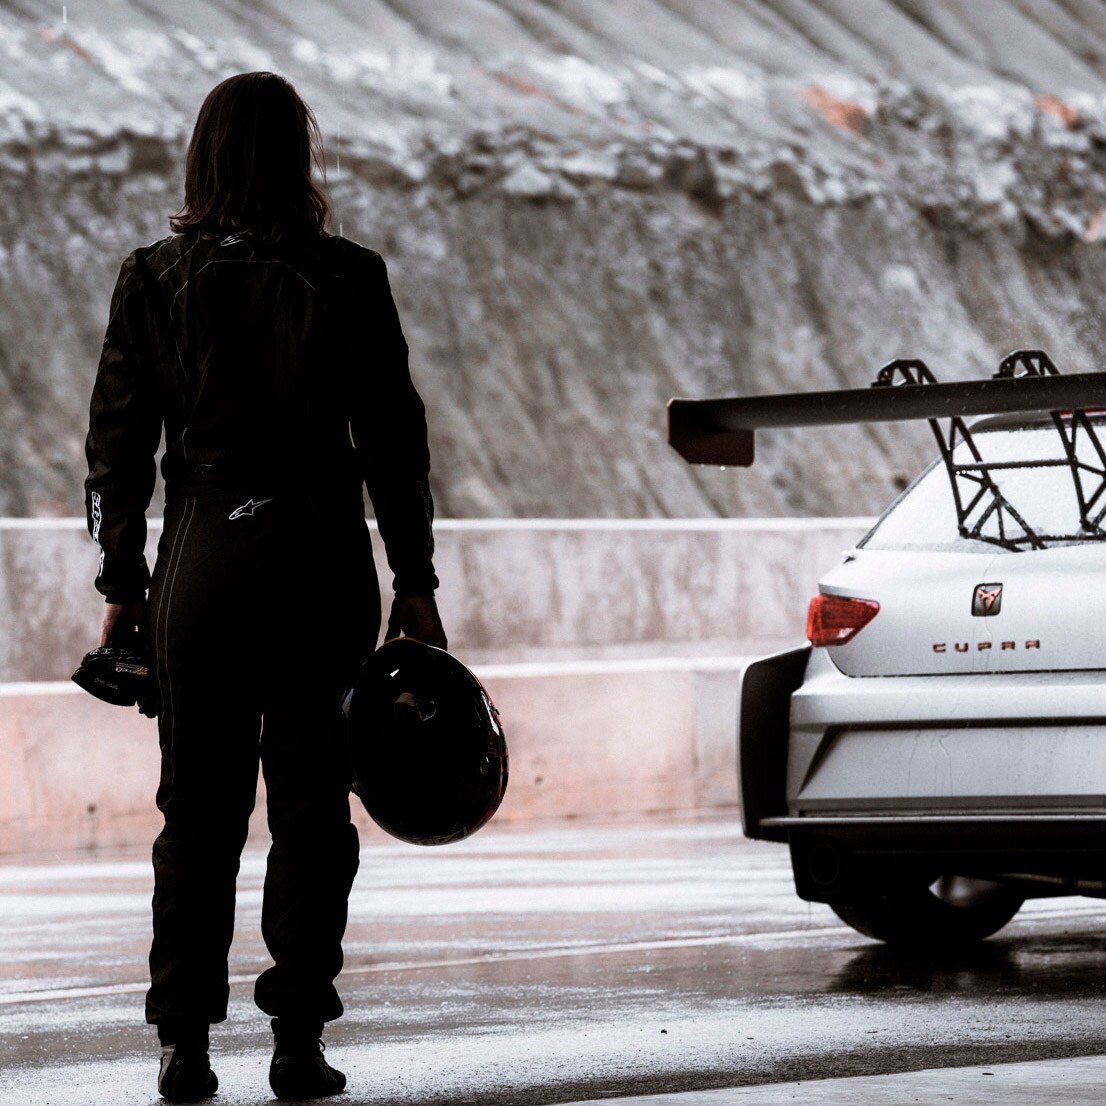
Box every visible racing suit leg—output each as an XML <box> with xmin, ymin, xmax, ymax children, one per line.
<box><xmin>251</xmin><ymin>669</ymin><xmax>363</xmax><ymax>1025</ymax></box>
<box><xmin>248</xmin><ymin>495</ymin><xmax>380</xmax><ymax>1025</ymax></box>
<box><xmin>145</xmin><ymin>495</ymin><xmax>265</xmax><ymax>1031</ymax></box>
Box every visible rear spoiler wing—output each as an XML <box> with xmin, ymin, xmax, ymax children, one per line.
<box><xmin>667</xmin><ymin>350</ymin><xmax>1106</xmax><ymax>466</ymax></box>
<box><xmin>667</xmin><ymin>350</ymin><xmax>1106</xmax><ymax>551</ymax></box>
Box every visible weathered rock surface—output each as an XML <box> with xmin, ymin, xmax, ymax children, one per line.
<box><xmin>5</xmin><ymin>0</ymin><xmax>1106</xmax><ymax>518</ymax></box>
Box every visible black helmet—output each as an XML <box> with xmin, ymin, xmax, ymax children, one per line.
<box><xmin>342</xmin><ymin>638</ymin><xmax>508</xmax><ymax>845</ymax></box>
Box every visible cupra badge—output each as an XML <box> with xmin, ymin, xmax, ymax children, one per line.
<box><xmin>972</xmin><ymin>582</ymin><xmax>1003</xmax><ymax>616</ymax></box>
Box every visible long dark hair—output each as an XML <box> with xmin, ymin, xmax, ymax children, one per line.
<box><xmin>169</xmin><ymin>72</ymin><xmax>331</xmax><ymax>243</ymax></box>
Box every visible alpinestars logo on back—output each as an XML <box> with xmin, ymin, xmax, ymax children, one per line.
<box><xmin>228</xmin><ymin>498</ymin><xmax>274</xmax><ymax>520</ymax></box>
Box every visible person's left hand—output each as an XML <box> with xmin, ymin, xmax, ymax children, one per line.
<box><xmin>99</xmin><ymin>599</ymin><xmax>148</xmax><ymax>647</ymax></box>
<box><xmin>386</xmin><ymin>594</ymin><xmax>448</xmax><ymax>649</ymax></box>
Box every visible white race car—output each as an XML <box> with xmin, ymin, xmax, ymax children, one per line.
<box><xmin>670</xmin><ymin>351</ymin><xmax>1106</xmax><ymax>946</ymax></box>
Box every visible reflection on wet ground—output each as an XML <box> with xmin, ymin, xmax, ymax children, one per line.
<box><xmin>4</xmin><ymin>814</ymin><xmax>1106</xmax><ymax>1105</ymax></box>
<box><xmin>830</xmin><ymin>934</ymin><xmax>1106</xmax><ymax>998</ymax></box>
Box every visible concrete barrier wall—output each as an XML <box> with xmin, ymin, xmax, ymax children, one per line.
<box><xmin>0</xmin><ymin>658</ymin><xmax>745</xmax><ymax>856</ymax></box>
<box><xmin>1</xmin><ymin>517</ymin><xmax>872</xmax><ymax>681</ymax></box>
<box><xmin>0</xmin><ymin>517</ymin><xmax>872</xmax><ymax>854</ymax></box>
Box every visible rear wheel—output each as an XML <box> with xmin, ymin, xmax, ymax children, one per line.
<box><xmin>831</xmin><ymin>876</ymin><xmax>1024</xmax><ymax>947</ymax></box>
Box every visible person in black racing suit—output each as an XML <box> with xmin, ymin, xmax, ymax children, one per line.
<box><xmin>83</xmin><ymin>71</ymin><xmax>447</xmax><ymax>1103</ymax></box>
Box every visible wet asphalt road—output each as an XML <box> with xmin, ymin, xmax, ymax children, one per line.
<box><xmin>3</xmin><ymin>814</ymin><xmax>1106</xmax><ymax>1105</ymax></box>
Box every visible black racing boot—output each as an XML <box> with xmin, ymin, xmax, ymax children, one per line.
<box><xmin>269</xmin><ymin>1018</ymin><xmax>346</xmax><ymax>1100</ymax></box>
<box><xmin>158</xmin><ymin>1043</ymin><xmax>218</xmax><ymax>1102</ymax></box>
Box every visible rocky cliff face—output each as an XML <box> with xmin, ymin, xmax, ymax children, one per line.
<box><xmin>5</xmin><ymin>0</ymin><xmax>1106</xmax><ymax>518</ymax></box>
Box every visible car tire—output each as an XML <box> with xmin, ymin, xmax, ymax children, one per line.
<box><xmin>830</xmin><ymin>876</ymin><xmax>1024</xmax><ymax>947</ymax></box>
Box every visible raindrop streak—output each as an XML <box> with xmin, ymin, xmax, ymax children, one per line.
<box><xmin>62</xmin><ymin>5</ymin><xmax>67</xmax><ymax>22</ymax></box>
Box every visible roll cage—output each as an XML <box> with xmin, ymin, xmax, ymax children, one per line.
<box><xmin>667</xmin><ymin>350</ymin><xmax>1106</xmax><ymax>552</ymax></box>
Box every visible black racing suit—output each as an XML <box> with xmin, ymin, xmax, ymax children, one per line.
<box><xmin>83</xmin><ymin>226</ymin><xmax>439</xmax><ymax>1037</ymax></box>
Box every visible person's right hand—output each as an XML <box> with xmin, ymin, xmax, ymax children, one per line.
<box><xmin>386</xmin><ymin>595</ymin><xmax>447</xmax><ymax>649</ymax></box>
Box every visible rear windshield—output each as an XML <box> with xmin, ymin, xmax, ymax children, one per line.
<box><xmin>861</xmin><ymin>422</ymin><xmax>1106</xmax><ymax>553</ymax></box>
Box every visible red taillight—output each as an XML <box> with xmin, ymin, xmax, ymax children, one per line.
<box><xmin>806</xmin><ymin>594</ymin><xmax>880</xmax><ymax>646</ymax></box>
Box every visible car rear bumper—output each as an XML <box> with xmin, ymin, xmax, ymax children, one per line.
<box><xmin>787</xmin><ymin>648</ymin><xmax>1106</xmax><ymax>818</ymax></box>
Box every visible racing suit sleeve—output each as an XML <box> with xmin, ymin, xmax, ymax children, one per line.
<box><xmin>349</xmin><ymin>252</ymin><xmax>440</xmax><ymax>597</ymax></box>
<box><xmin>83</xmin><ymin>251</ymin><xmax>163</xmax><ymax>604</ymax></box>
